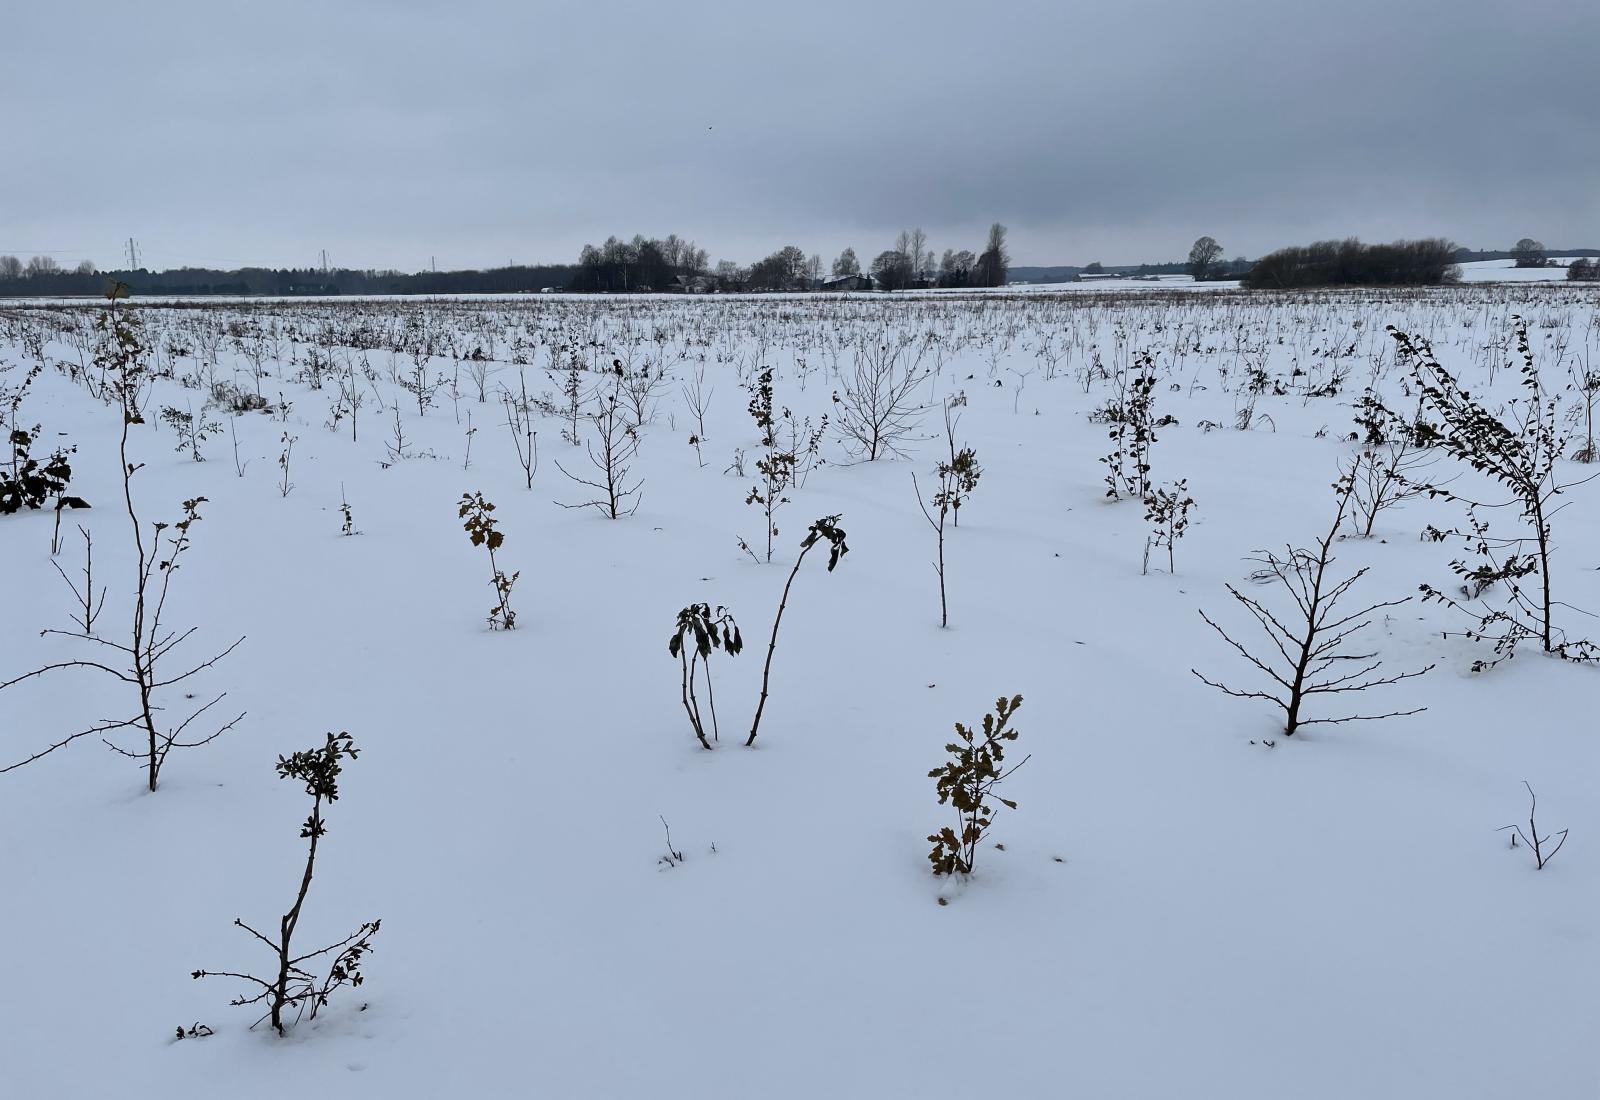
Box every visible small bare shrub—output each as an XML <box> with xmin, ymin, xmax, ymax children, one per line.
<box><xmin>1499</xmin><ymin>782</ymin><xmax>1567</xmax><ymax>870</ymax></box>
<box><xmin>1192</xmin><ymin>471</ymin><xmax>1432</xmax><ymax>737</ymax></box>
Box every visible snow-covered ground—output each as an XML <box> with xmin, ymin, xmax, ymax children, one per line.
<box><xmin>2</xmin><ymin>284</ymin><xmax>1597</xmax><ymax>1098</ymax></box>
<box><xmin>1457</xmin><ymin>257</ymin><xmax>1590</xmax><ymax>282</ymax></box>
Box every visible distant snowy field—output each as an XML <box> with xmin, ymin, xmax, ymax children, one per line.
<box><xmin>2</xmin><ymin>283</ymin><xmax>1597</xmax><ymax>1098</ymax></box>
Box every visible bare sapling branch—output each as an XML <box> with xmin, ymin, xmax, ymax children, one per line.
<box><xmin>1192</xmin><ymin>469</ymin><xmax>1433</xmax><ymax>737</ymax></box>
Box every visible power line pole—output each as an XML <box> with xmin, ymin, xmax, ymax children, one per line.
<box><xmin>125</xmin><ymin>237</ymin><xmax>140</xmax><ymax>270</ymax></box>
<box><xmin>320</xmin><ymin>248</ymin><xmax>328</xmax><ymax>274</ymax></box>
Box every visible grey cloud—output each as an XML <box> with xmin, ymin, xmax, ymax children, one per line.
<box><xmin>3</xmin><ymin>0</ymin><xmax>1595</xmax><ymax>270</ymax></box>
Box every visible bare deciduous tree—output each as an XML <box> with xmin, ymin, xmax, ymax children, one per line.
<box><xmin>975</xmin><ymin>223</ymin><xmax>1010</xmax><ymax>288</ymax></box>
<box><xmin>833</xmin><ymin>336</ymin><xmax>930</xmax><ymax>461</ymax></box>
<box><xmin>1187</xmin><ymin>236</ymin><xmax>1223</xmax><ymax>281</ymax></box>
<box><xmin>1192</xmin><ymin>471</ymin><xmax>1432</xmax><ymax>737</ymax></box>
<box><xmin>555</xmin><ymin>381</ymin><xmax>643</xmax><ymax>518</ymax></box>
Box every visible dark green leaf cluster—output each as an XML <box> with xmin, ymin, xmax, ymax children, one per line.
<box><xmin>669</xmin><ymin>603</ymin><xmax>743</xmax><ymax>749</ymax></box>
<box><xmin>0</xmin><ymin>428</ymin><xmax>83</xmax><ymax>515</ymax></box>
<box><xmin>1393</xmin><ymin>319</ymin><xmax>1594</xmax><ymax>662</ymax></box>
<box><xmin>801</xmin><ymin>514</ymin><xmax>849</xmax><ymax>572</ymax></box>
<box><xmin>277</xmin><ymin>731</ymin><xmax>359</xmax><ymax>814</ymax></box>
<box><xmin>1101</xmin><ymin>352</ymin><xmax>1160</xmax><ymax>500</ymax></box>
<box><xmin>747</xmin><ymin>366</ymin><xmax>776</xmax><ymax>439</ymax></box>
<box><xmin>668</xmin><ymin>603</ymin><xmax>743</xmax><ymax>661</ymax></box>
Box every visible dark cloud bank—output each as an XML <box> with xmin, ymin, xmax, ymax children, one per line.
<box><xmin>4</xmin><ymin>0</ymin><xmax>1595</xmax><ymax>271</ymax></box>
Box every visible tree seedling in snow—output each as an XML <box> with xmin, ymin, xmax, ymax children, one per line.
<box><xmin>339</xmin><ymin>485</ymin><xmax>356</xmax><ymax>536</ymax></box>
<box><xmin>3</xmin><ymin>309</ymin><xmax>245</xmax><ymax>792</ymax></box>
<box><xmin>50</xmin><ymin>524</ymin><xmax>106</xmax><ymax>635</ymax></box>
<box><xmin>913</xmin><ymin>444</ymin><xmax>981</xmax><ymax>629</ymax></box>
<box><xmin>1343</xmin><ymin>391</ymin><xmax>1444</xmax><ymax>538</ymax></box>
<box><xmin>744</xmin><ymin>366</ymin><xmax>797</xmax><ymax>563</ymax></box>
<box><xmin>1</xmin><ymin>423</ymin><xmax>83</xmax><ymax>518</ymax></box>
<box><xmin>1192</xmin><ymin>470</ymin><xmax>1432</xmax><ymax>738</ymax></box>
<box><xmin>746</xmin><ymin>514</ymin><xmax>849</xmax><ymax>747</ymax></box>
<box><xmin>1393</xmin><ymin>319</ymin><xmax>1597</xmax><ymax>667</ymax></box>
<box><xmin>833</xmin><ymin>336</ymin><xmax>930</xmax><ymax>461</ymax></box>
<box><xmin>1142</xmin><ymin>479</ymin><xmax>1194</xmax><ymax>575</ymax></box>
<box><xmin>938</xmin><ymin>401</ymin><xmax>982</xmax><ymax>528</ymax></box>
<box><xmin>459</xmin><ymin>491</ymin><xmax>519</xmax><ymax>630</ymax></box>
<box><xmin>554</xmin><ymin>382</ymin><xmax>643</xmax><ymax>518</ymax></box>
<box><xmin>193</xmin><ymin>732</ymin><xmax>380</xmax><ymax>1035</ymax></box>
<box><xmin>500</xmin><ymin>370</ymin><xmax>539</xmax><ymax>490</ymax></box>
<box><xmin>1499</xmin><ymin>781</ymin><xmax>1568</xmax><ymax>870</ymax></box>
<box><xmin>1100</xmin><ymin>349</ymin><xmax>1160</xmax><ymax>501</ymax></box>
<box><xmin>928</xmin><ymin>694</ymin><xmax>1028</xmax><ymax>877</ymax></box>
<box><xmin>160</xmin><ymin>402</ymin><xmax>220</xmax><ymax>462</ymax></box>
<box><xmin>657</xmin><ymin>815</ymin><xmax>686</xmax><ymax>868</ymax></box>
<box><xmin>669</xmin><ymin>603</ymin><xmax>743</xmax><ymax>750</ymax></box>
<box><xmin>277</xmin><ymin>431</ymin><xmax>297</xmax><ymax>498</ymax></box>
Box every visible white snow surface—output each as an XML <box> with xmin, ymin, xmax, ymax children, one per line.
<box><xmin>1</xmin><ymin>284</ymin><xmax>1597</xmax><ymax>1098</ymax></box>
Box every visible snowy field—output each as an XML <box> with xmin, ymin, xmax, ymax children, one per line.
<box><xmin>2</xmin><ymin>283</ymin><xmax>1598</xmax><ymax>1098</ymax></box>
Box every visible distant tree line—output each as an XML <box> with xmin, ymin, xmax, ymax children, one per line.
<box><xmin>1452</xmin><ymin>245</ymin><xmax>1599</xmax><ymax>264</ymax></box>
<box><xmin>0</xmin><ymin>255</ymin><xmax>577</xmax><ymax>298</ymax></box>
<box><xmin>569</xmin><ymin>223</ymin><xmax>1009</xmax><ymax>294</ymax></box>
<box><xmin>569</xmin><ymin>234</ymin><xmax>710</xmax><ymax>292</ymax></box>
<box><xmin>1569</xmin><ymin>258</ymin><xmax>1600</xmax><ymax>281</ymax></box>
<box><xmin>1241</xmin><ymin>238</ymin><xmax>1460</xmax><ymax>290</ymax></box>
<box><xmin>864</xmin><ymin>223</ymin><xmax>1009</xmax><ymax>291</ymax></box>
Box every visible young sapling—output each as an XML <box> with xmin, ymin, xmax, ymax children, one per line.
<box><xmin>928</xmin><ymin>694</ymin><xmax>1028</xmax><ymax>877</ymax></box>
<box><xmin>459</xmin><ymin>491</ymin><xmax>519</xmax><ymax>630</ymax></box>
<box><xmin>193</xmin><ymin>732</ymin><xmax>380</xmax><ymax>1035</ymax></box>
<box><xmin>668</xmin><ymin>603</ymin><xmax>743</xmax><ymax>750</ymax></box>
<box><xmin>746</xmin><ymin>515</ymin><xmax>849</xmax><ymax>747</ymax></box>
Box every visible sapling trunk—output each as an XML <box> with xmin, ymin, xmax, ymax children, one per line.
<box><xmin>746</xmin><ymin>516</ymin><xmax>848</xmax><ymax>747</ymax></box>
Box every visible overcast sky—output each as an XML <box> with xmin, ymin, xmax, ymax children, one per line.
<box><xmin>4</xmin><ymin>0</ymin><xmax>1596</xmax><ymax>272</ymax></box>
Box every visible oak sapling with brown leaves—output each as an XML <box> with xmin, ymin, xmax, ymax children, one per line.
<box><xmin>928</xmin><ymin>694</ymin><xmax>1028</xmax><ymax>877</ymax></box>
<box><xmin>459</xmin><ymin>491</ymin><xmax>519</xmax><ymax>630</ymax></box>
<box><xmin>668</xmin><ymin>603</ymin><xmax>743</xmax><ymax>750</ymax></box>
